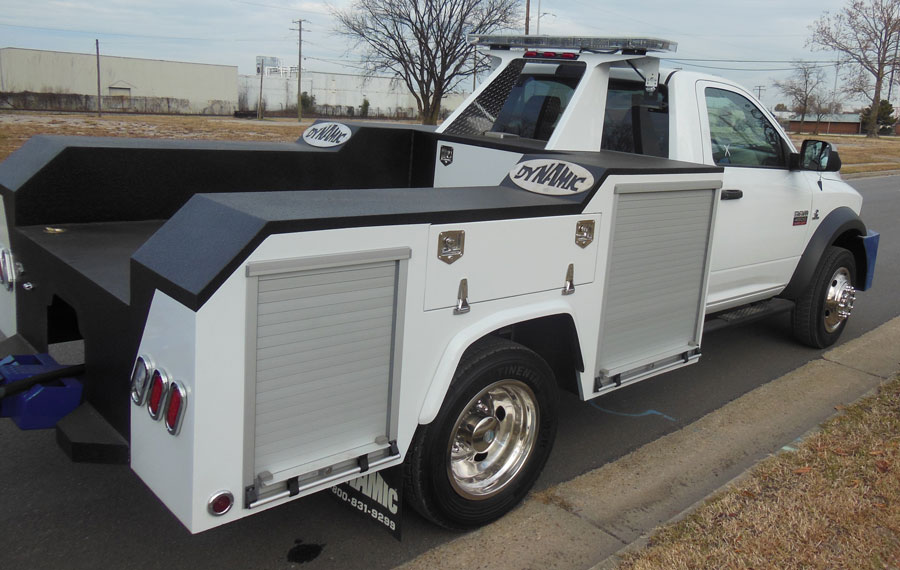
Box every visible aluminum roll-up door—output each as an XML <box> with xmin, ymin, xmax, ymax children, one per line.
<box><xmin>244</xmin><ymin>248</ymin><xmax>409</xmax><ymax>494</ymax></box>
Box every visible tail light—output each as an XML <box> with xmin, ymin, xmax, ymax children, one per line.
<box><xmin>164</xmin><ymin>381</ymin><xmax>187</xmax><ymax>435</ymax></box>
<box><xmin>135</xmin><ymin>357</ymin><xmax>188</xmax><ymax>435</ymax></box>
<box><xmin>130</xmin><ymin>356</ymin><xmax>152</xmax><ymax>405</ymax></box>
<box><xmin>522</xmin><ymin>50</ymin><xmax>578</xmax><ymax>60</ymax></box>
<box><xmin>208</xmin><ymin>491</ymin><xmax>234</xmax><ymax>516</ymax></box>
<box><xmin>147</xmin><ymin>369</ymin><xmax>169</xmax><ymax>420</ymax></box>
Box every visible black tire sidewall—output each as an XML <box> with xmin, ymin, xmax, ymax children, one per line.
<box><xmin>801</xmin><ymin>246</ymin><xmax>856</xmax><ymax>347</ymax></box>
<box><xmin>417</xmin><ymin>342</ymin><xmax>558</xmax><ymax>528</ymax></box>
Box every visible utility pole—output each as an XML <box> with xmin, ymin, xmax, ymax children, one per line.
<box><xmin>753</xmin><ymin>85</ymin><xmax>765</xmax><ymax>100</ymax></box>
<box><xmin>257</xmin><ymin>61</ymin><xmax>265</xmax><ymax>120</ymax></box>
<box><xmin>95</xmin><ymin>39</ymin><xmax>102</xmax><ymax>117</ymax></box>
<box><xmin>525</xmin><ymin>0</ymin><xmax>530</xmax><ymax>34</ymax></box>
<box><xmin>293</xmin><ymin>19</ymin><xmax>303</xmax><ymax>122</ymax></box>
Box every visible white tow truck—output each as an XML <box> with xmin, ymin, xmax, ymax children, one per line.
<box><xmin>0</xmin><ymin>36</ymin><xmax>879</xmax><ymax>533</ymax></box>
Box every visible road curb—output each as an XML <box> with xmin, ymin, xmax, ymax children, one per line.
<box><xmin>590</xmin><ymin>316</ymin><xmax>900</xmax><ymax>569</ymax></box>
<box><xmin>399</xmin><ymin>316</ymin><xmax>900</xmax><ymax>570</ymax></box>
<box><xmin>842</xmin><ymin>169</ymin><xmax>900</xmax><ymax>179</ymax></box>
<box><xmin>587</xmin><ymin>409</ymin><xmax>881</xmax><ymax>570</ymax></box>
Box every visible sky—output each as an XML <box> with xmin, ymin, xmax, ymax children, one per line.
<box><xmin>0</xmin><ymin>0</ymin><xmax>869</xmax><ymax>109</ymax></box>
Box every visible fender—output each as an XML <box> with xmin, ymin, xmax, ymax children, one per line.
<box><xmin>417</xmin><ymin>300</ymin><xmax>583</xmax><ymax>425</ymax></box>
<box><xmin>780</xmin><ymin>206</ymin><xmax>866</xmax><ymax>300</ymax></box>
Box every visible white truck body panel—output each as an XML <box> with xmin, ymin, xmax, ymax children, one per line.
<box><xmin>0</xmin><ymin>196</ymin><xmax>16</xmax><ymax>335</ymax></box>
<box><xmin>131</xmin><ymin>168</ymin><xmax>721</xmax><ymax>532</ymax></box>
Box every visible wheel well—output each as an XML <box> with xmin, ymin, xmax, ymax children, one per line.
<box><xmin>780</xmin><ymin>207</ymin><xmax>866</xmax><ymax>300</ymax></box>
<box><xmin>487</xmin><ymin>314</ymin><xmax>583</xmax><ymax>395</ymax></box>
<box><xmin>832</xmin><ymin>229</ymin><xmax>866</xmax><ymax>287</ymax></box>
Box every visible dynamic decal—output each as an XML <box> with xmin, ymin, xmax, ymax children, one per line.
<box><xmin>508</xmin><ymin>159</ymin><xmax>595</xmax><ymax>195</ymax></box>
<box><xmin>793</xmin><ymin>210</ymin><xmax>809</xmax><ymax>226</ymax></box>
<box><xmin>332</xmin><ymin>466</ymin><xmax>403</xmax><ymax>540</ymax></box>
<box><xmin>302</xmin><ymin>122</ymin><xmax>353</xmax><ymax>148</ymax></box>
<box><xmin>439</xmin><ymin>145</ymin><xmax>454</xmax><ymax>166</ymax></box>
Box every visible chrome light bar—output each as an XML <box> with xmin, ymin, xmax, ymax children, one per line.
<box><xmin>468</xmin><ymin>35</ymin><xmax>677</xmax><ymax>54</ymax></box>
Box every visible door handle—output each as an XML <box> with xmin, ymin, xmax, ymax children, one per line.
<box><xmin>721</xmin><ymin>189</ymin><xmax>743</xmax><ymax>200</ymax></box>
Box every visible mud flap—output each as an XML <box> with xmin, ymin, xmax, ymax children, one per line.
<box><xmin>330</xmin><ymin>464</ymin><xmax>404</xmax><ymax>540</ymax></box>
<box><xmin>860</xmin><ymin>230</ymin><xmax>880</xmax><ymax>290</ymax></box>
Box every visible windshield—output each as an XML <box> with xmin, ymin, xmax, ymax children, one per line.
<box><xmin>443</xmin><ymin>60</ymin><xmax>585</xmax><ymax>143</ymax></box>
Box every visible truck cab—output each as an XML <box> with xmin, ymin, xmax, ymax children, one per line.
<box><xmin>437</xmin><ymin>35</ymin><xmax>869</xmax><ymax>323</ymax></box>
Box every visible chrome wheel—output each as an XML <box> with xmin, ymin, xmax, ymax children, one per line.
<box><xmin>447</xmin><ymin>379</ymin><xmax>539</xmax><ymax>500</ymax></box>
<box><xmin>823</xmin><ymin>266</ymin><xmax>856</xmax><ymax>333</ymax></box>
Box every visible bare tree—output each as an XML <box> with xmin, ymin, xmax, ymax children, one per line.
<box><xmin>333</xmin><ymin>0</ymin><xmax>520</xmax><ymax>125</ymax></box>
<box><xmin>809</xmin><ymin>90</ymin><xmax>845</xmax><ymax>133</ymax></box>
<box><xmin>774</xmin><ymin>60</ymin><xmax>827</xmax><ymax>131</ymax></box>
<box><xmin>809</xmin><ymin>0</ymin><xmax>900</xmax><ymax>136</ymax></box>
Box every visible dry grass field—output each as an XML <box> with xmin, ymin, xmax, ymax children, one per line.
<box><xmin>620</xmin><ymin>376</ymin><xmax>900</xmax><ymax>570</ymax></box>
<box><xmin>0</xmin><ymin>112</ymin><xmax>314</xmax><ymax>163</ymax></box>
<box><xmin>3</xmin><ymin>112</ymin><xmax>900</xmax><ymax>176</ymax></box>
<box><xmin>790</xmin><ymin>134</ymin><xmax>900</xmax><ymax>175</ymax></box>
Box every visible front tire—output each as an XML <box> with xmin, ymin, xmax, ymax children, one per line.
<box><xmin>404</xmin><ymin>337</ymin><xmax>558</xmax><ymax>529</ymax></box>
<box><xmin>791</xmin><ymin>245</ymin><xmax>857</xmax><ymax>348</ymax></box>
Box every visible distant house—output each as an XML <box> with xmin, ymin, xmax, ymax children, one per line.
<box><xmin>787</xmin><ymin>113</ymin><xmax>863</xmax><ymax>135</ymax></box>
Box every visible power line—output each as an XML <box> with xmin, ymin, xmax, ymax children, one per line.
<box><xmin>0</xmin><ymin>22</ymin><xmax>284</xmax><ymax>42</ymax></box>
<box><xmin>666</xmin><ymin>61</ymin><xmax>836</xmax><ymax>72</ymax></box>
<box><xmin>232</xmin><ymin>0</ymin><xmax>305</xmax><ymax>12</ymax></box>
<box><xmin>666</xmin><ymin>58</ymin><xmax>838</xmax><ymax>64</ymax></box>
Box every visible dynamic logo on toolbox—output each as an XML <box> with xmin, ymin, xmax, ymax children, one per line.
<box><xmin>302</xmin><ymin>122</ymin><xmax>352</xmax><ymax>147</ymax></box>
<box><xmin>509</xmin><ymin>159</ymin><xmax>595</xmax><ymax>195</ymax></box>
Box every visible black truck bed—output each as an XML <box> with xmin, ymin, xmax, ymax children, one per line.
<box><xmin>18</xmin><ymin>220</ymin><xmax>165</xmax><ymax>303</ymax></box>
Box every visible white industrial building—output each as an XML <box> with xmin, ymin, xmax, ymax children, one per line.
<box><xmin>0</xmin><ymin>47</ymin><xmax>468</xmax><ymax>119</ymax></box>
<box><xmin>0</xmin><ymin>48</ymin><xmax>238</xmax><ymax>115</ymax></box>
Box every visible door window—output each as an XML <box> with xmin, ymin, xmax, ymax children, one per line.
<box><xmin>705</xmin><ymin>87</ymin><xmax>786</xmax><ymax>168</ymax></box>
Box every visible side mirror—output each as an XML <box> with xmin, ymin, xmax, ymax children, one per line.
<box><xmin>798</xmin><ymin>140</ymin><xmax>842</xmax><ymax>172</ymax></box>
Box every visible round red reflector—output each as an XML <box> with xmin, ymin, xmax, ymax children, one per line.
<box><xmin>208</xmin><ymin>491</ymin><xmax>234</xmax><ymax>516</ymax></box>
<box><xmin>524</xmin><ymin>51</ymin><xmax>538</xmax><ymax>57</ymax></box>
<box><xmin>560</xmin><ymin>52</ymin><xmax>577</xmax><ymax>59</ymax></box>
<box><xmin>147</xmin><ymin>369</ymin><xmax>168</xmax><ymax>420</ymax></box>
<box><xmin>542</xmin><ymin>51</ymin><xmax>556</xmax><ymax>58</ymax></box>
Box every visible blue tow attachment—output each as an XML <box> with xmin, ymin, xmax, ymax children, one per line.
<box><xmin>0</xmin><ymin>353</ymin><xmax>83</xmax><ymax>430</ymax></box>
<box><xmin>860</xmin><ymin>230</ymin><xmax>880</xmax><ymax>291</ymax></box>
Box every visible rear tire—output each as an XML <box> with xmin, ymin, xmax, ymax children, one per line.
<box><xmin>404</xmin><ymin>337</ymin><xmax>558</xmax><ymax>529</ymax></box>
<box><xmin>791</xmin><ymin>246</ymin><xmax>857</xmax><ymax>348</ymax></box>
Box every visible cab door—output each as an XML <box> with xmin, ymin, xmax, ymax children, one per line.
<box><xmin>696</xmin><ymin>81</ymin><xmax>813</xmax><ymax>312</ymax></box>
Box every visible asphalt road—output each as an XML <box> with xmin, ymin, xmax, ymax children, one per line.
<box><xmin>1</xmin><ymin>177</ymin><xmax>897</xmax><ymax>570</ymax></box>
